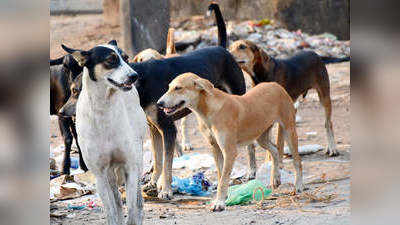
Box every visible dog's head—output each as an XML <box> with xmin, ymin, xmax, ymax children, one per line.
<box><xmin>133</xmin><ymin>49</ymin><xmax>164</xmax><ymax>63</ymax></box>
<box><xmin>61</xmin><ymin>40</ymin><xmax>136</xmax><ymax>92</ymax></box>
<box><xmin>58</xmin><ymin>74</ymin><xmax>82</xmax><ymax>117</ymax></box>
<box><xmin>229</xmin><ymin>40</ymin><xmax>271</xmax><ymax>71</ymax></box>
<box><xmin>157</xmin><ymin>73</ymin><xmax>214</xmax><ymax>115</ymax></box>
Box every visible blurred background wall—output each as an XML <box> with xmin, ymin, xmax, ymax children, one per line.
<box><xmin>50</xmin><ymin>0</ymin><xmax>349</xmax><ymax>40</ymax></box>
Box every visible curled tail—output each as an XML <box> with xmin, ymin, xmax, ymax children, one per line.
<box><xmin>166</xmin><ymin>28</ymin><xmax>176</xmax><ymax>55</ymax></box>
<box><xmin>207</xmin><ymin>2</ymin><xmax>227</xmax><ymax>48</ymax></box>
<box><xmin>50</xmin><ymin>56</ymin><xmax>64</xmax><ymax>65</ymax></box>
<box><xmin>320</xmin><ymin>56</ymin><xmax>350</xmax><ymax>64</ymax></box>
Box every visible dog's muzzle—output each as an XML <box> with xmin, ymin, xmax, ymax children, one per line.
<box><xmin>107</xmin><ymin>72</ymin><xmax>138</xmax><ymax>91</ymax></box>
<box><xmin>157</xmin><ymin>100</ymin><xmax>185</xmax><ymax>115</ymax></box>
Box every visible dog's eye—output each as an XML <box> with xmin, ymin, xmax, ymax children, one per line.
<box><xmin>174</xmin><ymin>86</ymin><xmax>182</xmax><ymax>91</ymax></box>
<box><xmin>239</xmin><ymin>44</ymin><xmax>247</xmax><ymax>50</ymax></box>
<box><xmin>107</xmin><ymin>54</ymin><xmax>118</xmax><ymax>64</ymax></box>
<box><xmin>122</xmin><ymin>54</ymin><xmax>129</xmax><ymax>62</ymax></box>
<box><xmin>71</xmin><ymin>87</ymin><xmax>78</xmax><ymax>95</ymax></box>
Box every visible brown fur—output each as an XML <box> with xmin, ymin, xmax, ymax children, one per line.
<box><xmin>230</xmin><ymin>40</ymin><xmax>338</xmax><ymax>157</ymax></box>
<box><xmin>158</xmin><ymin>73</ymin><xmax>303</xmax><ymax>211</ymax></box>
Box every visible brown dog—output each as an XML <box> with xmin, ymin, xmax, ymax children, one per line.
<box><xmin>157</xmin><ymin>73</ymin><xmax>303</xmax><ymax>211</ymax></box>
<box><xmin>230</xmin><ymin>40</ymin><xmax>338</xmax><ymax>158</ymax></box>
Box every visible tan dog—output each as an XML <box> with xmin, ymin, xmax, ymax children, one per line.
<box><xmin>157</xmin><ymin>73</ymin><xmax>303</xmax><ymax>211</ymax></box>
<box><xmin>230</xmin><ymin>40</ymin><xmax>339</xmax><ymax>161</ymax></box>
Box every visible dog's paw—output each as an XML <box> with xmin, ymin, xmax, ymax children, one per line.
<box><xmin>246</xmin><ymin>170</ymin><xmax>256</xmax><ymax>181</ymax></box>
<box><xmin>269</xmin><ymin>175</ymin><xmax>281</xmax><ymax>190</ymax></box>
<box><xmin>326</xmin><ymin>148</ymin><xmax>339</xmax><ymax>157</ymax></box>
<box><xmin>143</xmin><ymin>182</ymin><xmax>157</xmax><ymax>192</ymax></box>
<box><xmin>295</xmin><ymin>182</ymin><xmax>305</xmax><ymax>193</ymax></box>
<box><xmin>158</xmin><ymin>190</ymin><xmax>173</xmax><ymax>200</ymax></box>
<box><xmin>210</xmin><ymin>200</ymin><xmax>226</xmax><ymax>212</ymax></box>
<box><xmin>182</xmin><ymin>143</ymin><xmax>193</xmax><ymax>151</ymax></box>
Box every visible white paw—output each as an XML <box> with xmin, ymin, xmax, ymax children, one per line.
<box><xmin>210</xmin><ymin>200</ymin><xmax>226</xmax><ymax>212</ymax></box>
<box><xmin>158</xmin><ymin>189</ymin><xmax>173</xmax><ymax>200</ymax></box>
<box><xmin>326</xmin><ymin>147</ymin><xmax>339</xmax><ymax>157</ymax></box>
<box><xmin>295</xmin><ymin>183</ymin><xmax>305</xmax><ymax>193</ymax></box>
<box><xmin>182</xmin><ymin>142</ymin><xmax>193</xmax><ymax>151</ymax></box>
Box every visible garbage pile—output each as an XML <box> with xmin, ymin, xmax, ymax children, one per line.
<box><xmin>173</xmin><ymin>18</ymin><xmax>350</xmax><ymax>59</ymax></box>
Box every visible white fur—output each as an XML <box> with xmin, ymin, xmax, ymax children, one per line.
<box><xmin>76</xmin><ymin>44</ymin><xmax>148</xmax><ymax>225</ymax></box>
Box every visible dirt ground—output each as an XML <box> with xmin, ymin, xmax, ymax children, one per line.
<box><xmin>50</xmin><ymin>14</ymin><xmax>350</xmax><ymax>225</ymax></box>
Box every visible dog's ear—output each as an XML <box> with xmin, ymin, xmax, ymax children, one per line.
<box><xmin>132</xmin><ymin>54</ymin><xmax>140</xmax><ymax>63</ymax></box>
<box><xmin>194</xmin><ymin>78</ymin><xmax>214</xmax><ymax>94</ymax></box>
<box><xmin>61</xmin><ymin>44</ymin><xmax>91</xmax><ymax>67</ymax></box>
<box><xmin>108</xmin><ymin>40</ymin><xmax>118</xmax><ymax>47</ymax></box>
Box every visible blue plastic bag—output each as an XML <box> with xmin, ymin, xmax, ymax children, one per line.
<box><xmin>171</xmin><ymin>172</ymin><xmax>210</xmax><ymax>196</ymax></box>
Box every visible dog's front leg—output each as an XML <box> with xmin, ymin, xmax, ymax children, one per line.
<box><xmin>180</xmin><ymin>116</ymin><xmax>193</xmax><ymax>151</ymax></box>
<box><xmin>126</xmin><ymin>151</ymin><xmax>143</xmax><ymax>225</ymax></box>
<box><xmin>157</xmin><ymin>121</ymin><xmax>177</xmax><ymax>200</ymax></box>
<box><xmin>211</xmin><ymin>135</ymin><xmax>237</xmax><ymax>212</ymax></box>
<box><xmin>96</xmin><ymin>168</ymin><xmax>124</xmax><ymax>225</ymax></box>
<box><xmin>198</xmin><ymin>121</ymin><xmax>223</xmax><ymax>178</ymax></box>
<box><xmin>143</xmin><ymin>124</ymin><xmax>163</xmax><ymax>194</ymax></box>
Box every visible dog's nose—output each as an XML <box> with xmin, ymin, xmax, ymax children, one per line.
<box><xmin>157</xmin><ymin>100</ymin><xmax>165</xmax><ymax>108</ymax></box>
<box><xmin>127</xmin><ymin>72</ymin><xmax>138</xmax><ymax>83</ymax></box>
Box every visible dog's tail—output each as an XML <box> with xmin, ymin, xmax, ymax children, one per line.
<box><xmin>207</xmin><ymin>2</ymin><xmax>227</xmax><ymax>48</ymax></box>
<box><xmin>50</xmin><ymin>56</ymin><xmax>64</xmax><ymax>66</ymax></box>
<box><xmin>320</xmin><ymin>56</ymin><xmax>350</xmax><ymax>64</ymax></box>
<box><xmin>166</xmin><ymin>28</ymin><xmax>176</xmax><ymax>55</ymax></box>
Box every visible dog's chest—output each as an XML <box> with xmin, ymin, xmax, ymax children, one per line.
<box><xmin>76</xmin><ymin>90</ymin><xmax>147</xmax><ymax>152</ymax></box>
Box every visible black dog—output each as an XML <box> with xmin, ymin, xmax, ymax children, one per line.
<box><xmin>50</xmin><ymin>47</ymin><xmax>130</xmax><ymax>175</ymax></box>
<box><xmin>50</xmin><ymin>54</ymin><xmax>87</xmax><ymax>175</ymax></box>
<box><xmin>131</xmin><ymin>45</ymin><xmax>246</xmax><ymax>200</ymax></box>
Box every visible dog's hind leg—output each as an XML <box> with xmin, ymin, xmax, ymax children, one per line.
<box><xmin>276</xmin><ymin>124</ymin><xmax>285</xmax><ymax>168</ymax></box>
<box><xmin>246</xmin><ymin>143</ymin><xmax>257</xmax><ymax>180</ymax></box>
<box><xmin>157</xmin><ymin>119</ymin><xmax>177</xmax><ymax>200</ymax></box>
<box><xmin>256</xmin><ymin>128</ymin><xmax>281</xmax><ymax>189</ymax></box>
<box><xmin>316</xmin><ymin>68</ymin><xmax>338</xmax><ymax>156</ymax></box>
<box><xmin>126</xmin><ymin>149</ymin><xmax>143</xmax><ymax>225</ymax></box>
<box><xmin>282</xmin><ymin>125</ymin><xmax>304</xmax><ymax>193</ymax></box>
<box><xmin>58</xmin><ymin>117</ymin><xmax>73</xmax><ymax>175</ymax></box>
<box><xmin>96</xmin><ymin>167</ymin><xmax>124</xmax><ymax>225</ymax></box>
<box><xmin>70</xmin><ymin>121</ymin><xmax>88</xmax><ymax>172</ymax></box>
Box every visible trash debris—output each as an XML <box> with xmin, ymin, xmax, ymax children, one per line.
<box><xmin>171</xmin><ymin>172</ymin><xmax>211</xmax><ymax>196</ymax></box>
<box><xmin>256</xmin><ymin>162</ymin><xmax>294</xmax><ymax>185</ymax></box>
<box><xmin>305</xmin><ymin>131</ymin><xmax>318</xmax><ymax>139</ymax></box>
<box><xmin>70</xmin><ymin>157</ymin><xmax>79</xmax><ymax>169</ymax></box>
<box><xmin>172</xmin><ymin>153</ymin><xmax>214</xmax><ymax>170</ymax></box>
<box><xmin>50</xmin><ymin>173</ymin><xmax>96</xmax><ymax>202</ymax></box>
<box><xmin>284</xmin><ymin>144</ymin><xmax>323</xmax><ymax>155</ymax></box>
<box><xmin>225</xmin><ymin>179</ymin><xmax>271</xmax><ymax>206</ymax></box>
<box><xmin>249</xmin><ymin>19</ymin><xmax>272</xmax><ymax>27</ymax></box>
<box><xmin>67</xmin><ymin>204</ymin><xmax>86</xmax><ymax>210</ymax></box>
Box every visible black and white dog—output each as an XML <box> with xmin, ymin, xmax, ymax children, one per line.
<box><xmin>131</xmin><ymin>46</ymin><xmax>246</xmax><ymax>200</ymax></box>
<box><xmin>62</xmin><ymin>40</ymin><xmax>147</xmax><ymax>225</ymax></box>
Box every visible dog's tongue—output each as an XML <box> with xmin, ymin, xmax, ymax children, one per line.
<box><xmin>163</xmin><ymin>108</ymin><xmax>173</xmax><ymax>114</ymax></box>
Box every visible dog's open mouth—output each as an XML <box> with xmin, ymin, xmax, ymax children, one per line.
<box><xmin>236</xmin><ymin>60</ymin><xmax>246</xmax><ymax>64</ymax></box>
<box><xmin>107</xmin><ymin>78</ymin><xmax>132</xmax><ymax>91</ymax></box>
<box><xmin>161</xmin><ymin>101</ymin><xmax>185</xmax><ymax>115</ymax></box>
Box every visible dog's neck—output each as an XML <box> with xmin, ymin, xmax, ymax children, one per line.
<box><xmin>190</xmin><ymin>89</ymin><xmax>226</xmax><ymax>123</ymax></box>
<box><xmin>81</xmin><ymin>68</ymin><xmax>122</xmax><ymax>109</ymax></box>
<box><xmin>252</xmin><ymin>54</ymin><xmax>277</xmax><ymax>84</ymax></box>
